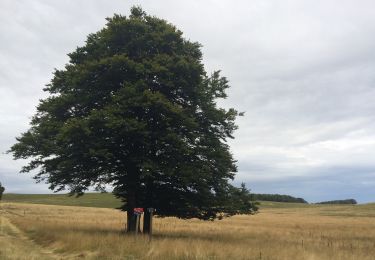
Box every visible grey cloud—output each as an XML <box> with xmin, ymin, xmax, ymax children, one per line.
<box><xmin>239</xmin><ymin>165</ymin><xmax>375</xmax><ymax>203</ymax></box>
<box><xmin>1</xmin><ymin>0</ymin><xmax>375</xmax><ymax>202</ymax></box>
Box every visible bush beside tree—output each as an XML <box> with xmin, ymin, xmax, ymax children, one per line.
<box><xmin>0</xmin><ymin>182</ymin><xmax>5</xmax><ymax>201</ymax></box>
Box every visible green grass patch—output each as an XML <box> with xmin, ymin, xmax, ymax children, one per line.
<box><xmin>257</xmin><ymin>201</ymin><xmax>312</xmax><ymax>208</ymax></box>
<box><xmin>258</xmin><ymin>201</ymin><xmax>375</xmax><ymax>217</ymax></box>
<box><xmin>2</xmin><ymin>193</ymin><xmax>122</xmax><ymax>208</ymax></box>
<box><xmin>316</xmin><ymin>203</ymin><xmax>375</xmax><ymax>217</ymax></box>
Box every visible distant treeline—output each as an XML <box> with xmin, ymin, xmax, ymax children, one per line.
<box><xmin>316</xmin><ymin>199</ymin><xmax>357</xmax><ymax>205</ymax></box>
<box><xmin>252</xmin><ymin>193</ymin><xmax>308</xmax><ymax>203</ymax></box>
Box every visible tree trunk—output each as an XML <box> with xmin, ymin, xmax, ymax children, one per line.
<box><xmin>126</xmin><ymin>189</ymin><xmax>137</xmax><ymax>233</ymax></box>
<box><xmin>143</xmin><ymin>210</ymin><xmax>151</xmax><ymax>234</ymax></box>
<box><xmin>143</xmin><ymin>177</ymin><xmax>153</xmax><ymax>234</ymax></box>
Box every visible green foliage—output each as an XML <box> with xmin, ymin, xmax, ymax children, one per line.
<box><xmin>9</xmin><ymin>7</ymin><xmax>256</xmax><ymax>220</ymax></box>
<box><xmin>252</xmin><ymin>193</ymin><xmax>308</xmax><ymax>203</ymax></box>
<box><xmin>316</xmin><ymin>199</ymin><xmax>357</xmax><ymax>205</ymax></box>
<box><xmin>0</xmin><ymin>182</ymin><xmax>4</xmax><ymax>201</ymax></box>
<box><xmin>215</xmin><ymin>183</ymin><xmax>258</xmax><ymax>219</ymax></box>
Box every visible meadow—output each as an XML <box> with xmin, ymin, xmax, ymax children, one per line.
<box><xmin>0</xmin><ymin>195</ymin><xmax>374</xmax><ymax>259</ymax></box>
<box><xmin>2</xmin><ymin>193</ymin><xmax>122</xmax><ymax>209</ymax></box>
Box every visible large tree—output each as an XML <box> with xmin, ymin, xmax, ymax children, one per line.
<box><xmin>10</xmin><ymin>7</ymin><xmax>257</xmax><ymax>232</ymax></box>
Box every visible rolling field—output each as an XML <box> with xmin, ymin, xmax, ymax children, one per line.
<box><xmin>2</xmin><ymin>193</ymin><xmax>122</xmax><ymax>209</ymax></box>
<box><xmin>0</xmin><ymin>196</ymin><xmax>374</xmax><ymax>259</ymax></box>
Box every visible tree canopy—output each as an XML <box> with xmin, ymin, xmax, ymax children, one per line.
<box><xmin>9</xmin><ymin>7</ymin><xmax>257</xmax><ymax>231</ymax></box>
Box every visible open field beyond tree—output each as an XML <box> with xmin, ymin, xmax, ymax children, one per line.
<box><xmin>1</xmin><ymin>200</ymin><xmax>374</xmax><ymax>259</ymax></box>
<box><xmin>2</xmin><ymin>193</ymin><xmax>123</xmax><ymax>209</ymax></box>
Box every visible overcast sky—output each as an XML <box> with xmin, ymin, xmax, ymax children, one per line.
<box><xmin>1</xmin><ymin>0</ymin><xmax>374</xmax><ymax>203</ymax></box>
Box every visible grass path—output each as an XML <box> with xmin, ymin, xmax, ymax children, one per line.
<box><xmin>0</xmin><ymin>206</ymin><xmax>60</xmax><ymax>260</ymax></box>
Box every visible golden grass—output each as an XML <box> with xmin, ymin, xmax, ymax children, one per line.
<box><xmin>1</xmin><ymin>202</ymin><xmax>375</xmax><ymax>259</ymax></box>
<box><xmin>0</xmin><ymin>212</ymin><xmax>56</xmax><ymax>259</ymax></box>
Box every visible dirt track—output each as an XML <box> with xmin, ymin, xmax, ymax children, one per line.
<box><xmin>0</xmin><ymin>208</ymin><xmax>57</xmax><ymax>260</ymax></box>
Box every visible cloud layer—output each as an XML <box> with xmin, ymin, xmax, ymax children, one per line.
<box><xmin>1</xmin><ymin>0</ymin><xmax>374</xmax><ymax>202</ymax></box>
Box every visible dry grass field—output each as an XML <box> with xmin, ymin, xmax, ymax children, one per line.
<box><xmin>1</xmin><ymin>202</ymin><xmax>375</xmax><ymax>259</ymax></box>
